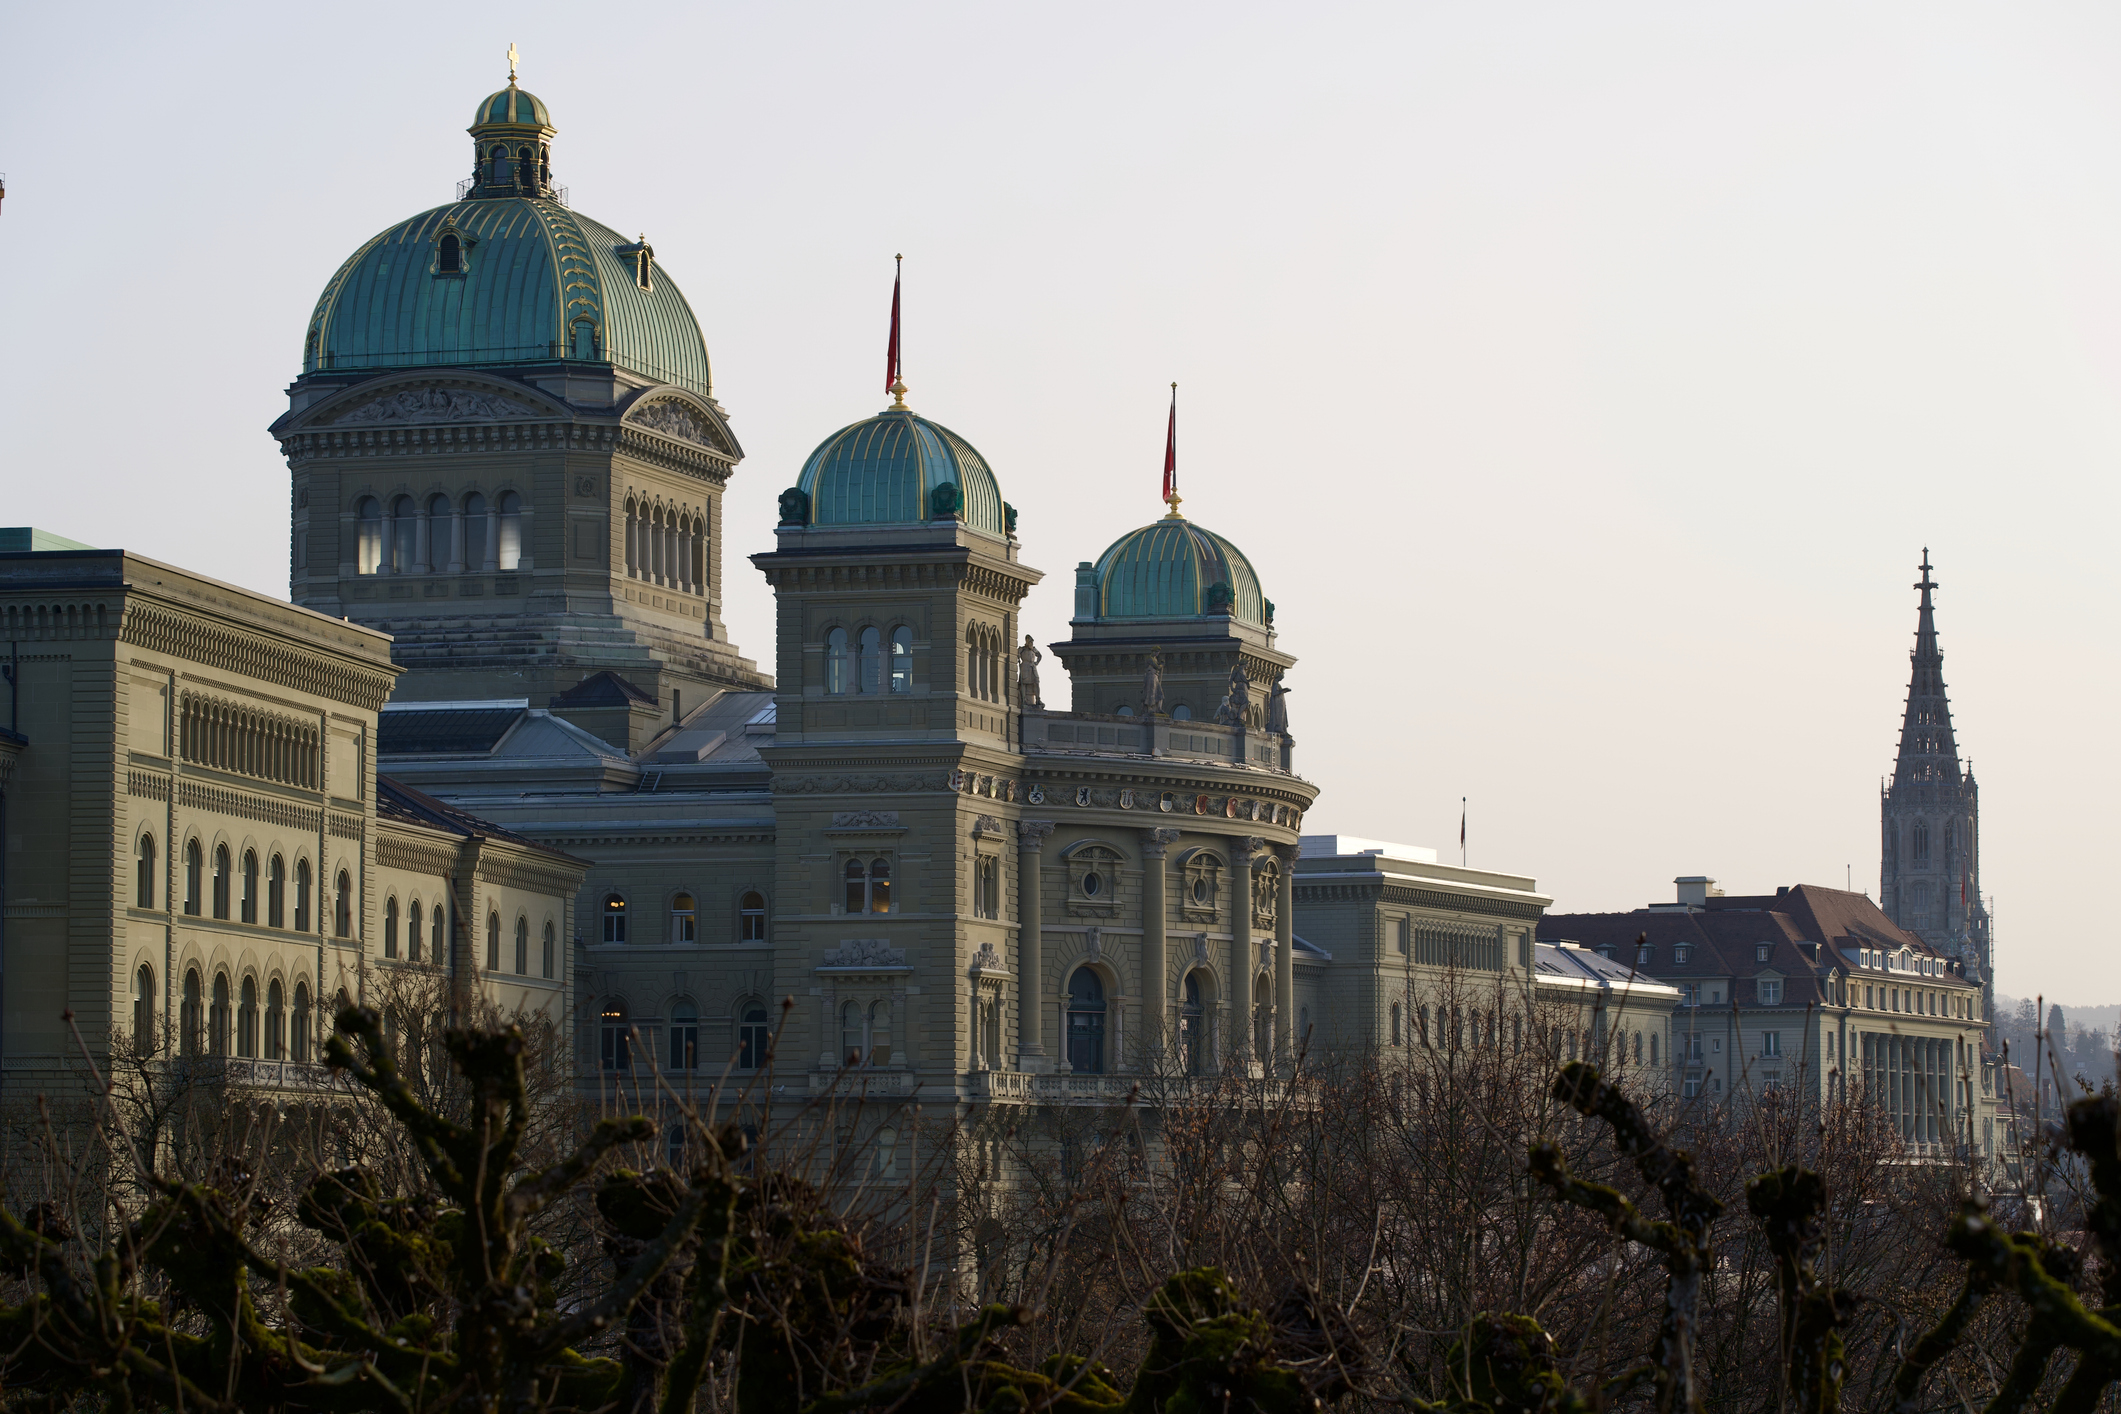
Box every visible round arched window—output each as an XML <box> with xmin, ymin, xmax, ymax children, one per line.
<box><xmin>1082</xmin><ymin>871</ymin><xmax>1103</xmax><ymax>897</ymax></box>
<box><xmin>1191</xmin><ymin>877</ymin><xmax>1209</xmax><ymax>904</ymax></box>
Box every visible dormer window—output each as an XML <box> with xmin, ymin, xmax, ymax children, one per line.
<box><xmin>635</xmin><ymin>248</ymin><xmax>653</xmax><ymax>290</ymax></box>
<box><xmin>1755</xmin><ymin>943</ymin><xmax>1771</xmax><ymax>962</ymax></box>
<box><xmin>438</xmin><ymin>233</ymin><xmax>462</xmax><ymax>273</ymax></box>
<box><xmin>1673</xmin><ymin>945</ymin><xmax>1690</xmax><ymax>964</ymax></box>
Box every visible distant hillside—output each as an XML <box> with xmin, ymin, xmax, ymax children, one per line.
<box><xmin>1998</xmin><ymin>995</ymin><xmax>2121</xmax><ymax>1036</ymax></box>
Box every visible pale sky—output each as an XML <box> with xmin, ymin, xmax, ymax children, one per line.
<box><xmin>4</xmin><ymin>3</ymin><xmax>2116</xmax><ymax>999</ymax></box>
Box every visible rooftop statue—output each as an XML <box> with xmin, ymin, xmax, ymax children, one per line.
<box><xmin>1017</xmin><ymin>635</ymin><xmax>1043</xmax><ymax>709</ymax></box>
<box><xmin>1141</xmin><ymin>647</ymin><xmax>1166</xmax><ymax>716</ymax></box>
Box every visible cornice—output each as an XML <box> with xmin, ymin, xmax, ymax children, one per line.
<box><xmin>121</xmin><ymin>599</ymin><xmax>398</xmax><ymax>712</ymax></box>
<box><xmin>1294</xmin><ymin>879</ymin><xmax>1544</xmax><ymax>921</ymax></box>
<box><xmin>753</xmin><ymin>556</ymin><xmax>1037</xmax><ymax>608</ymax></box>
<box><xmin>281</xmin><ymin>420</ymin><xmax>619</xmax><ymax>462</ymax></box>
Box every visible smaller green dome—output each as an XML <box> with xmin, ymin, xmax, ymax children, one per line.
<box><xmin>1092</xmin><ymin>518</ymin><xmax>1268</xmax><ymax>627</ymax></box>
<box><xmin>793</xmin><ymin>408</ymin><xmax>1006</xmax><ymax>537</ymax></box>
<box><xmin>472</xmin><ymin>84</ymin><xmax>551</xmax><ymax>130</ymax></box>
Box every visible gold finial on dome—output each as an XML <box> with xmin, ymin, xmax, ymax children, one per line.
<box><xmin>507</xmin><ymin>42</ymin><xmax>520</xmax><ymax>83</ymax></box>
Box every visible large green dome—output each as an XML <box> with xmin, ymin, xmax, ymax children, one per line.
<box><xmin>793</xmin><ymin>408</ymin><xmax>1006</xmax><ymax>537</ymax></box>
<box><xmin>299</xmin><ymin>82</ymin><xmax>712</xmax><ymax>394</ymax></box>
<box><xmin>1091</xmin><ymin>517</ymin><xmax>1269</xmax><ymax>627</ymax></box>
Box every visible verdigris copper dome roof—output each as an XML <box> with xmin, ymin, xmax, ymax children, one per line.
<box><xmin>793</xmin><ymin>408</ymin><xmax>1006</xmax><ymax>537</ymax></box>
<box><xmin>298</xmin><ymin>81</ymin><xmax>712</xmax><ymax>394</ymax></box>
<box><xmin>1092</xmin><ymin>517</ymin><xmax>1268</xmax><ymax>627</ymax></box>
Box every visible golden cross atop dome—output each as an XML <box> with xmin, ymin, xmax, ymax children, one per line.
<box><xmin>507</xmin><ymin>42</ymin><xmax>520</xmax><ymax>82</ymax></box>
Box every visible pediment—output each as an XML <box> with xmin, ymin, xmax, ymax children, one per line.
<box><xmin>281</xmin><ymin>373</ymin><xmax>570</xmax><ymax>435</ymax></box>
<box><xmin>622</xmin><ymin>388</ymin><xmax>740</xmax><ymax>458</ymax></box>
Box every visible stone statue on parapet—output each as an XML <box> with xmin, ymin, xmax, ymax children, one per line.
<box><xmin>1265</xmin><ymin>678</ymin><xmax>1290</xmax><ymax>735</ymax></box>
<box><xmin>1141</xmin><ymin>647</ymin><xmax>1166</xmax><ymax>716</ymax></box>
<box><xmin>1017</xmin><ymin>635</ymin><xmax>1043</xmax><ymax>708</ymax></box>
<box><xmin>1215</xmin><ymin>662</ymin><xmax>1251</xmax><ymax>726</ymax></box>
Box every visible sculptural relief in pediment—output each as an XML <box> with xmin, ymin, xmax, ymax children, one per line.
<box><xmin>626</xmin><ymin>397</ymin><xmax>725</xmax><ymax>451</ymax></box>
<box><xmin>330</xmin><ymin>383</ymin><xmax>543</xmax><ymax>426</ymax></box>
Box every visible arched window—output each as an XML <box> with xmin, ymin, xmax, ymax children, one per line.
<box><xmin>210</xmin><ymin>974</ymin><xmax>231</xmax><ymax>1056</ymax></box>
<box><xmin>1180</xmin><ymin>972</ymin><xmax>1206</xmax><ymax>1076</ymax></box>
<box><xmin>391</xmin><ymin>495</ymin><xmax>418</xmax><ymax>574</ymax></box>
<box><xmin>431</xmin><ymin>903</ymin><xmax>445</xmax><ymax>961</ymax></box>
<box><xmin>426</xmin><ymin>494</ymin><xmax>453</xmax><ymax>571</ymax></box>
<box><xmin>514</xmin><ymin>916</ymin><xmax>529</xmax><ymax>974</ymax></box>
<box><xmin>874</xmin><ymin>1126</ymin><xmax>899</xmax><ymax>1178</ymax></box>
<box><xmin>184</xmin><ymin>840</ymin><xmax>202</xmax><ymax>915</ymax></box>
<box><xmin>266</xmin><ymin>979</ymin><xmax>284</xmax><ymax>1060</ymax></box>
<box><xmin>1390</xmin><ymin>1002</ymin><xmax>1402</xmax><ymax>1047</ymax></box>
<box><xmin>669</xmin><ymin>1002</ymin><xmax>698</xmax><ymax>1071</ymax></box>
<box><xmin>294</xmin><ymin>859</ymin><xmax>312</xmax><ymax>932</ymax></box>
<box><xmin>889</xmin><ymin>626</ymin><xmax>913</xmax><ymax>693</ymax></box>
<box><xmin>291</xmin><ymin>982</ymin><xmax>312</xmax><ymax>1063</ymax></box>
<box><xmin>602</xmin><ymin>893</ymin><xmax>627</xmax><ymax>943</ymax></box>
<box><xmin>600</xmin><ymin>1001</ymin><xmax>631</xmax><ymax>1072</ymax></box>
<box><xmin>408</xmin><ymin>901</ymin><xmax>423</xmax><ymax>962</ymax></box>
<box><xmin>268</xmin><ymin>854</ymin><xmax>285</xmax><ymax>928</ymax></box>
<box><xmin>487</xmin><ymin>912</ymin><xmax>501</xmax><ymax>971</ymax></box>
<box><xmin>438</xmin><ymin>232</ymin><xmax>461</xmax><ymax>273</ymax></box>
<box><xmin>1172</xmin><ymin>704</ymin><xmax>1192</xmax><ymax>720</ymax></box>
<box><xmin>463</xmin><ymin>492</ymin><xmax>489</xmax><ymax>571</ymax></box>
<box><xmin>738</xmin><ymin>1002</ymin><xmax>772</xmax><ymax>1069</ymax></box>
<box><xmin>671</xmin><ymin>893</ymin><xmax>696</xmax><ymax>944</ymax></box>
<box><xmin>181</xmin><ymin>969</ymin><xmax>202</xmax><ymax>1057</ymax></box>
<box><xmin>542</xmin><ymin>921</ymin><xmax>555</xmax><ymax>979</ymax></box>
<box><xmin>356</xmin><ymin>497</ymin><xmax>384</xmax><ymax>575</ymax></box>
<box><xmin>497</xmin><ymin>491</ymin><xmax>523</xmax><ymax>570</ymax></box>
<box><xmin>1650</xmin><ymin>1033</ymin><xmax>1659</xmax><ymax>1067</ymax></box>
<box><xmin>826</xmin><ymin>627</ymin><xmax>851</xmax><ymax>695</ymax></box>
<box><xmin>623</xmin><ymin>499</ymin><xmax>640</xmax><ymax>577</ymax></box>
<box><xmin>972</xmin><ymin>856</ymin><xmax>1000</xmax><ymax>919</ymax></box>
<box><xmin>966</xmin><ymin>627</ymin><xmax>980</xmax><ymax>699</ymax></box>
<box><xmin>1066</xmin><ymin>969</ymin><xmax>1106</xmax><ymax>1075</ymax></box>
<box><xmin>739</xmin><ymin>890</ymin><xmax>767</xmax><ymax>942</ymax></box>
<box><xmin>133</xmin><ymin>965</ymin><xmax>154</xmax><ymax>1055</ymax></box>
<box><xmin>238</xmin><ymin>977</ymin><xmax>258</xmax><ymax>1058</ymax></box>
<box><xmin>334</xmin><ymin>871</ymin><xmax>351</xmax><ymax>937</ymax></box>
<box><xmin>384</xmin><ymin>897</ymin><xmax>400</xmax><ymax>958</ymax></box>
<box><xmin>572</xmin><ymin>318</ymin><xmax>596</xmax><ymax>361</ymax></box>
<box><xmin>858</xmin><ymin>626</ymin><xmax>882</xmax><ymax>694</ymax></box>
<box><xmin>211</xmin><ymin>845</ymin><xmax>231</xmax><ymax>919</ymax></box>
<box><xmin>841</xmin><ymin>1001</ymin><xmax>865</xmax><ymax>1066</ymax></box>
<box><xmin>1254</xmin><ymin>971</ymin><xmax>1272</xmax><ymax>1058</ymax></box>
<box><xmin>136</xmin><ymin>834</ymin><xmax>155</xmax><ymax>909</ymax></box>
<box><xmin>869</xmin><ymin>1001</ymin><xmax>892</xmax><ymax>1066</ymax></box>
<box><xmin>844</xmin><ymin>857</ymin><xmax>891</xmax><ymax>915</ymax></box>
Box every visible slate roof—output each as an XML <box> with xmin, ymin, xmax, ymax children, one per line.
<box><xmin>550</xmin><ymin>670</ymin><xmax>656</xmax><ymax>709</ymax></box>
<box><xmin>376</xmin><ymin>775</ymin><xmax>586</xmax><ymax>864</ymax></box>
<box><xmin>379</xmin><ymin>705</ymin><xmax>525</xmax><ymax>755</ymax></box>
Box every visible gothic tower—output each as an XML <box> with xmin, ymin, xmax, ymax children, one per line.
<box><xmin>1880</xmin><ymin>551</ymin><xmax>1992</xmax><ymax>1022</ymax></box>
<box><xmin>269</xmin><ymin>69</ymin><xmax>768</xmax><ymax>746</ymax></box>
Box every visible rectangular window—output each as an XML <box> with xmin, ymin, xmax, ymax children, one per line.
<box><xmin>1395</xmin><ymin>918</ymin><xmax>1409</xmax><ymax>955</ymax></box>
<box><xmin>1763</xmin><ymin>1032</ymin><xmax>1781</xmax><ymax>1057</ymax></box>
<box><xmin>1758</xmin><ymin>980</ymin><xmax>1782</xmax><ymax>1005</ymax></box>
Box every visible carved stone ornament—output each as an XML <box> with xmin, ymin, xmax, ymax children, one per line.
<box><xmin>972</xmin><ymin>815</ymin><xmax>1006</xmax><ymax>837</ymax></box>
<box><xmin>628</xmin><ymin>398</ymin><xmax>716</xmax><ymax>448</ymax></box>
<box><xmin>1084</xmin><ymin>927</ymin><xmax>1103</xmax><ymax>961</ymax></box>
<box><xmin>949</xmin><ymin>768</ymin><xmax>966</xmax><ymax>791</ymax></box>
<box><xmin>574</xmin><ymin>475</ymin><xmax>598</xmax><ymax>498</ymax></box>
<box><xmin>969</xmin><ymin>941</ymin><xmax>1007</xmax><ymax>975</ymax></box>
<box><xmin>1194</xmin><ymin>794</ymin><xmax>1210</xmax><ymax>815</ymax></box>
<box><xmin>1159</xmin><ymin>792</ymin><xmax>1175</xmax><ymax>813</ymax></box>
<box><xmin>775</xmin><ymin>773</ymin><xmax>936</xmax><ymax>794</ymax></box>
<box><xmin>1225</xmin><ymin>797</ymin><xmax>1241</xmax><ymax>819</ymax></box>
<box><xmin>830</xmin><ymin>810</ymin><xmax>901</xmax><ymax>829</ymax></box>
<box><xmin>1119</xmin><ymin>789</ymin><xmax>1136</xmax><ymax>810</ymax></box>
<box><xmin>1018</xmin><ymin>819</ymin><xmax>1056</xmax><ymax>846</ymax></box>
<box><xmin>1075</xmin><ymin>786</ymin><xmax>1092</xmax><ymax>808</ymax></box>
<box><xmin>1027</xmin><ymin>784</ymin><xmax>1046</xmax><ymax>805</ymax></box>
<box><xmin>823</xmin><ymin>938</ymin><xmax>906</xmax><ymax>968</ymax></box>
<box><xmin>333</xmin><ymin>384</ymin><xmax>540</xmax><ymax>426</ymax></box>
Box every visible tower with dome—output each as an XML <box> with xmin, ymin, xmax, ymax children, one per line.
<box><xmin>271</xmin><ymin>65</ymin><xmax>767</xmax><ymax>741</ymax></box>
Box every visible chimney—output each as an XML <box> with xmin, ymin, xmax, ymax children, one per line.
<box><xmin>1675</xmin><ymin>876</ymin><xmax>1724</xmax><ymax>908</ymax></box>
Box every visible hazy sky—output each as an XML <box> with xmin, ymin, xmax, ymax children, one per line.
<box><xmin>4</xmin><ymin>3</ymin><xmax>2116</xmax><ymax>999</ymax></box>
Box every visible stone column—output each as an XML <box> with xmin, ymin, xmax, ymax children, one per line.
<box><xmin>1017</xmin><ymin>821</ymin><xmax>1054</xmax><ymax>1072</ymax></box>
<box><xmin>379</xmin><ymin>506</ymin><xmax>396</xmax><ymax>575</ymax></box>
<box><xmin>414</xmin><ymin>510</ymin><xmax>432</xmax><ymax>574</ymax></box>
<box><xmin>1275</xmin><ymin>844</ymin><xmax>1296</xmax><ymax>1066</ymax></box>
<box><xmin>483</xmin><ymin>502</ymin><xmax>501</xmax><ymax>572</ymax></box>
<box><xmin>447</xmin><ymin>508</ymin><xmax>465</xmax><ymax>574</ymax></box>
<box><xmin>1230</xmin><ymin>837</ymin><xmax>1263</xmax><ymax>1075</ymax></box>
<box><xmin>1141</xmin><ymin>828</ymin><xmax>1180</xmax><ymax>1058</ymax></box>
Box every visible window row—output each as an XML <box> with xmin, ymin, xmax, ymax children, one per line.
<box><xmin>178</xmin><ymin>693</ymin><xmax>319</xmax><ymax>787</ymax></box>
<box><xmin>482</xmin><ymin>912</ymin><xmax>558</xmax><ymax>980</ymax></box>
<box><xmin>355</xmin><ymin>492</ymin><xmax>522</xmax><ymax>576</ymax></box>
<box><xmin>136</xmin><ymin>963</ymin><xmax>321</xmax><ymax>1064</ymax></box>
<box><xmin>624</xmin><ymin>499</ymin><xmax>705</xmax><ymax>594</ymax></box>
<box><xmin>380</xmin><ymin>894</ymin><xmax>447</xmax><ymax>963</ymax></box>
<box><xmin>825</xmin><ymin>625</ymin><xmax>913</xmax><ymax>695</ymax></box>
<box><xmin>598</xmin><ymin>891</ymin><xmax>768</xmax><ymax>943</ymax></box>
<box><xmin>142</xmin><ymin>834</ymin><xmax>352</xmax><ymax>937</ymax></box>
<box><xmin>599</xmin><ymin>998</ymin><xmax>774</xmax><ymax>1072</ymax></box>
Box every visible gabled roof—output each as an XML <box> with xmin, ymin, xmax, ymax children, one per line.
<box><xmin>550</xmin><ymin>669</ymin><xmax>657</xmax><ymax>709</ymax></box>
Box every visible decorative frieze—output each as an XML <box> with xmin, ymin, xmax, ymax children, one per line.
<box><xmin>176</xmin><ymin>781</ymin><xmax>323</xmax><ymax>834</ymax></box>
<box><xmin>127</xmin><ymin>771</ymin><xmax>171</xmax><ymax>803</ymax></box>
<box><xmin>121</xmin><ymin>602</ymin><xmax>395</xmax><ymax>711</ymax></box>
<box><xmin>774</xmin><ymin>772</ymin><xmax>940</xmax><ymax>795</ymax></box>
<box><xmin>821</xmin><ymin>938</ymin><xmax>907</xmax><ymax>969</ymax></box>
<box><xmin>376</xmin><ymin>831</ymin><xmax>458</xmax><ymax>878</ymax></box>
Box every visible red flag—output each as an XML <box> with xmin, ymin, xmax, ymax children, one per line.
<box><xmin>1162</xmin><ymin>384</ymin><xmax>1178</xmax><ymax>503</ymax></box>
<box><xmin>884</xmin><ymin>256</ymin><xmax>902</xmax><ymax>394</ymax></box>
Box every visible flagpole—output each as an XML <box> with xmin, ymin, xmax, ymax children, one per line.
<box><xmin>886</xmin><ymin>254</ymin><xmax>906</xmax><ymax>408</ymax></box>
<box><xmin>1162</xmin><ymin>383</ymin><xmax>1182</xmax><ymax>518</ymax></box>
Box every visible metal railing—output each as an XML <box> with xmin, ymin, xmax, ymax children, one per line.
<box><xmin>455</xmin><ymin>173</ymin><xmax>568</xmax><ymax>206</ymax></box>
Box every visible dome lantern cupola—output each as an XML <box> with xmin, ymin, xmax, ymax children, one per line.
<box><xmin>465</xmin><ymin>47</ymin><xmax>560</xmax><ymax>202</ymax></box>
<box><xmin>784</xmin><ymin>405</ymin><xmax>1009</xmax><ymax>540</ymax></box>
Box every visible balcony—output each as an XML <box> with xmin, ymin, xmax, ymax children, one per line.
<box><xmin>157</xmin><ymin>1058</ymin><xmax>350</xmax><ymax>1095</ymax></box>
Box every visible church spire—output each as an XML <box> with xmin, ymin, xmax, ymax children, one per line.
<box><xmin>1893</xmin><ymin>548</ymin><xmax>1962</xmax><ymax>790</ymax></box>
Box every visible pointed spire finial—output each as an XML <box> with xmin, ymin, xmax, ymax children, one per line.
<box><xmin>885</xmin><ymin>255</ymin><xmax>907</xmax><ymax>409</ymax></box>
<box><xmin>507</xmin><ymin>42</ymin><xmax>520</xmax><ymax>83</ymax></box>
<box><xmin>1161</xmin><ymin>383</ymin><xmax>1183</xmax><ymax>518</ymax></box>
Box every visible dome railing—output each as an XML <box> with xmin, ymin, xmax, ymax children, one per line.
<box><xmin>456</xmin><ymin>166</ymin><xmax>567</xmax><ymax>206</ymax></box>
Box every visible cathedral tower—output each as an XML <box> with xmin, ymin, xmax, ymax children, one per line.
<box><xmin>269</xmin><ymin>68</ymin><xmax>768</xmax><ymax>744</ymax></box>
<box><xmin>1880</xmin><ymin>551</ymin><xmax>1992</xmax><ymax>1021</ymax></box>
